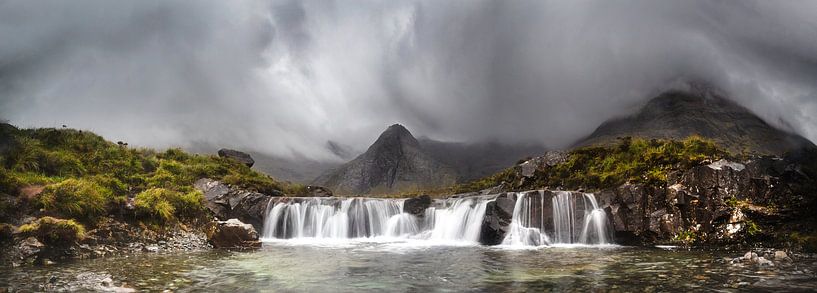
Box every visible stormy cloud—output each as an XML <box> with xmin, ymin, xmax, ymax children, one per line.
<box><xmin>1</xmin><ymin>0</ymin><xmax>816</xmax><ymax>159</ymax></box>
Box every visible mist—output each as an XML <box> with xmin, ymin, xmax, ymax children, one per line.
<box><xmin>1</xmin><ymin>0</ymin><xmax>816</xmax><ymax>160</ymax></box>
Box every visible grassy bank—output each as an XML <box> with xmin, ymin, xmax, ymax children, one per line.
<box><xmin>0</xmin><ymin>123</ymin><xmax>300</xmax><ymax>235</ymax></box>
<box><xmin>439</xmin><ymin>136</ymin><xmax>728</xmax><ymax>194</ymax></box>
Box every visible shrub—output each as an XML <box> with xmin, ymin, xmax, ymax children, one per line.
<box><xmin>37</xmin><ymin>178</ymin><xmax>112</xmax><ymax>220</ymax></box>
<box><xmin>16</xmin><ymin>216</ymin><xmax>85</xmax><ymax>246</ymax></box>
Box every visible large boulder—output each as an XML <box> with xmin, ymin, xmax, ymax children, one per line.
<box><xmin>479</xmin><ymin>193</ymin><xmax>517</xmax><ymax>245</ymax></box>
<box><xmin>217</xmin><ymin>149</ymin><xmax>255</xmax><ymax>167</ymax></box>
<box><xmin>208</xmin><ymin>219</ymin><xmax>261</xmax><ymax>249</ymax></box>
<box><xmin>403</xmin><ymin>195</ymin><xmax>431</xmax><ymax>216</ymax></box>
<box><xmin>194</xmin><ymin>179</ymin><xmax>279</xmax><ymax>231</ymax></box>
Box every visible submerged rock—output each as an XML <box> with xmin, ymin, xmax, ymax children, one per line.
<box><xmin>217</xmin><ymin>149</ymin><xmax>255</xmax><ymax>167</ymax></box>
<box><xmin>208</xmin><ymin>219</ymin><xmax>261</xmax><ymax>249</ymax></box>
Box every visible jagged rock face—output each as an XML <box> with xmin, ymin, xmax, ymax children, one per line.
<box><xmin>590</xmin><ymin>155</ymin><xmax>816</xmax><ymax>245</ymax></box>
<box><xmin>578</xmin><ymin>89</ymin><xmax>815</xmax><ymax>155</ymax></box>
<box><xmin>314</xmin><ymin>124</ymin><xmax>457</xmax><ymax>195</ymax></box>
<box><xmin>194</xmin><ymin>179</ymin><xmax>280</xmax><ymax>231</ymax></box>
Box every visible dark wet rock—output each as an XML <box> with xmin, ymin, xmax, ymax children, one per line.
<box><xmin>480</xmin><ymin>193</ymin><xmax>517</xmax><ymax>245</ymax></box>
<box><xmin>208</xmin><ymin>219</ymin><xmax>261</xmax><ymax>249</ymax></box>
<box><xmin>403</xmin><ymin>195</ymin><xmax>431</xmax><ymax>216</ymax></box>
<box><xmin>218</xmin><ymin>148</ymin><xmax>255</xmax><ymax>167</ymax></box>
<box><xmin>226</xmin><ymin>191</ymin><xmax>274</xmax><ymax>231</ymax></box>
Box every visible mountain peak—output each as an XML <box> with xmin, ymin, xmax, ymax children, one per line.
<box><xmin>369</xmin><ymin>123</ymin><xmax>419</xmax><ymax>151</ymax></box>
<box><xmin>577</xmin><ymin>89</ymin><xmax>815</xmax><ymax>155</ymax></box>
<box><xmin>314</xmin><ymin>124</ymin><xmax>455</xmax><ymax>194</ymax></box>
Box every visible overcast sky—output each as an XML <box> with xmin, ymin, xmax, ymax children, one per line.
<box><xmin>1</xmin><ymin>0</ymin><xmax>816</xmax><ymax>160</ymax></box>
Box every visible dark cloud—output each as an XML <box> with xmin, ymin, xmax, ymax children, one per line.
<box><xmin>1</xmin><ymin>0</ymin><xmax>816</xmax><ymax>159</ymax></box>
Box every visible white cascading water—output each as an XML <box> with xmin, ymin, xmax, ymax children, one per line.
<box><xmin>262</xmin><ymin>197</ymin><xmax>489</xmax><ymax>243</ymax></box>
<box><xmin>502</xmin><ymin>191</ymin><xmax>612</xmax><ymax>246</ymax></box>
<box><xmin>263</xmin><ymin>191</ymin><xmax>612</xmax><ymax>246</ymax></box>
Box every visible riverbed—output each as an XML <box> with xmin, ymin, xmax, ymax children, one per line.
<box><xmin>2</xmin><ymin>240</ymin><xmax>816</xmax><ymax>292</ymax></box>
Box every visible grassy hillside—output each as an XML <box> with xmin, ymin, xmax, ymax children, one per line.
<box><xmin>0</xmin><ymin>124</ymin><xmax>301</xmax><ymax>232</ymax></box>
<box><xmin>449</xmin><ymin>136</ymin><xmax>728</xmax><ymax>194</ymax></box>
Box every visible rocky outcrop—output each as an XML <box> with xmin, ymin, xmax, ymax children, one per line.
<box><xmin>194</xmin><ymin>179</ymin><xmax>279</xmax><ymax>231</ymax></box>
<box><xmin>472</xmin><ymin>151</ymin><xmax>816</xmax><ymax>248</ymax></box>
<box><xmin>217</xmin><ymin>148</ymin><xmax>255</xmax><ymax>167</ymax></box>
<box><xmin>207</xmin><ymin>219</ymin><xmax>261</xmax><ymax>249</ymax></box>
<box><xmin>403</xmin><ymin>195</ymin><xmax>431</xmax><ymax>216</ymax></box>
<box><xmin>313</xmin><ymin>124</ymin><xmax>457</xmax><ymax>195</ymax></box>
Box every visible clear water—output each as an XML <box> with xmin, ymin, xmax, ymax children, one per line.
<box><xmin>3</xmin><ymin>241</ymin><xmax>817</xmax><ymax>292</ymax></box>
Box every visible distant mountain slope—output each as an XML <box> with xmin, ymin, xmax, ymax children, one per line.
<box><xmin>577</xmin><ymin>89</ymin><xmax>815</xmax><ymax>155</ymax></box>
<box><xmin>313</xmin><ymin>124</ymin><xmax>457</xmax><ymax>195</ymax></box>
<box><xmin>418</xmin><ymin>139</ymin><xmax>545</xmax><ymax>182</ymax></box>
<box><xmin>250</xmin><ymin>153</ymin><xmax>341</xmax><ymax>184</ymax></box>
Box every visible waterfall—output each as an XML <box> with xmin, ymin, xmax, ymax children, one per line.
<box><xmin>502</xmin><ymin>191</ymin><xmax>612</xmax><ymax>246</ymax></box>
<box><xmin>262</xmin><ymin>197</ymin><xmax>490</xmax><ymax>243</ymax></box>
<box><xmin>262</xmin><ymin>190</ymin><xmax>612</xmax><ymax>247</ymax></box>
<box><xmin>502</xmin><ymin>192</ymin><xmax>550</xmax><ymax>246</ymax></box>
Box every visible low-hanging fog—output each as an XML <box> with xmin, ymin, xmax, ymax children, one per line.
<box><xmin>1</xmin><ymin>0</ymin><xmax>816</xmax><ymax>161</ymax></box>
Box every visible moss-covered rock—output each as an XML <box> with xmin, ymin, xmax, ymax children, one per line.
<box><xmin>16</xmin><ymin>216</ymin><xmax>85</xmax><ymax>247</ymax></box>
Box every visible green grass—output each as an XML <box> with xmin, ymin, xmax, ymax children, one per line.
<box><xmin>134</xmin><ymin>188</ymin><xmax>205</xmax><ymax>222</ymax></box>
<box><xmin>0</xmin><ymin>124</ymin><xmax>298</xmax><ymax>226</ymax></box>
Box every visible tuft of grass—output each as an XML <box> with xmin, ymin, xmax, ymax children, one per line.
<box><xmin>673</xmin><ymin>229</ymin><xmax>698</xmax><ymax>244</ymax></box>
<box><xmin>746</xmin><ymin>219</ymin><xmax>761</xmax><ymax>236</ymax></box>
<box><xmin>37</xmin><ymin>178</ymin><xmax>113</xmax><ymax>221</ymax></box>
<box><xmin>134</xmin><ymin>188</ymin><xmax>206</xmax><ymax>222</ymax></box>
<box><xmin>16</xmin><ymin>216</ymin><xmax>85</xmax><ymax>246</ymax></box>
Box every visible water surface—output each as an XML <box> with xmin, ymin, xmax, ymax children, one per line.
<box><xmin>3</xmin><ymin>240</ymin><xmax>816</xmax><ymax>292</ymax></box>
